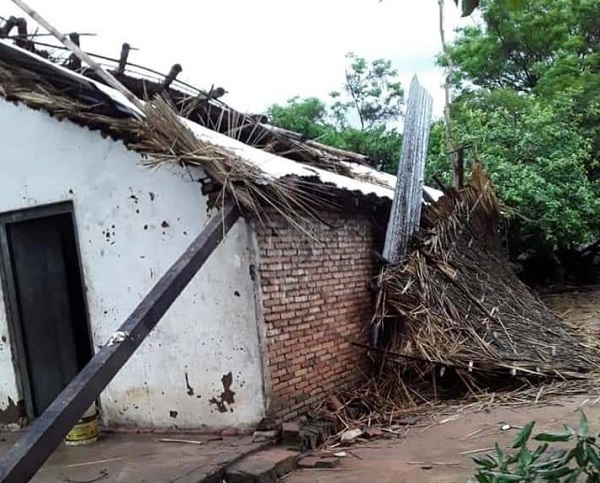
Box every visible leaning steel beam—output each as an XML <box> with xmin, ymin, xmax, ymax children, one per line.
<box><xmin>382</xmin><ymin>76</ymin><xmax>433</xmax><ymax>263</ymax></box>
<box><xmin>0</xmin><ymin>206</ymin><xmax>241</xmax><ymax>483</ymax></box>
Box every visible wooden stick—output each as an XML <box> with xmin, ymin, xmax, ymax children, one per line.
<box><xmin>460</xmin><ymin>447</ymin><xmax>494</xmax><ymax>455</ymax></box>
<box><xmin>9</xmin><ymin>0</ymin><xmax>144</xmax><ymax>113</ymax></box>
<box><xmin>159</xmin><ymin>438</ymin><xmax>203</xmax><ymax>445</ymax></box>
<box><xmin>65</xmin><ymin>458</ymin><xmax>123</xmax><ymax>469</ymax></box>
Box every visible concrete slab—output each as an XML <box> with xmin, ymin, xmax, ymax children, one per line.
<box><xmin>0</xmin><ymin>432</ymin><xmax>268</xmax><ymax>483</ymax></box>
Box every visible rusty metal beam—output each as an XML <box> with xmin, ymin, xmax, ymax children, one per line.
<box><xmin>0</xmin><ymin>205</ymin><xmax>241</xmax><ymax>482</ymax></box>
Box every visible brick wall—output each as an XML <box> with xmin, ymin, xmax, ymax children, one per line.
<box><xmin>256</xmin><ymin>208</ymin><xmax>382</xmax><ymax>420</ymax></box>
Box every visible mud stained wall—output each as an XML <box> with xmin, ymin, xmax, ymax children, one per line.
<box><xmin>0</xmin><ymin>99</ymin><xmax>266</xmax><ymax>429</ymax></box>
<box><xmin>256</xmin><ymin>209</ymin><xmax>377</xmax><ymax>420</ymax></box>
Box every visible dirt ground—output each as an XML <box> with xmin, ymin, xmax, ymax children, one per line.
<box><xmin>285</xmin><ymin>287</ymin><xmax>600</xmax><ymax>483</ymax></box>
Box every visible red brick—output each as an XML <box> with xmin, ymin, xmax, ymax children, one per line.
<box><xmin>258</xmin><ymin>208</ymin><xmax>379</xmax><ymax>420</ymax></box>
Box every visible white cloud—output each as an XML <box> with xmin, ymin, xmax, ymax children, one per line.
<box><xmin>1</xmin><ymin>0</ymin><xmax>473</xmax><ymax>117</ymax></box>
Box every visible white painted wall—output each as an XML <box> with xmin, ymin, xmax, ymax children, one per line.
<box><xmin>0</xmin><ymin>99</ymin><xmax>266</xmax><ymax>429</ymax></box>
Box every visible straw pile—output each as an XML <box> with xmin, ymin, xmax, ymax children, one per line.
<box><xmin>372</xmin><ymin>164</ymin><xmax>600</xmax><ymax>404</ymax></box>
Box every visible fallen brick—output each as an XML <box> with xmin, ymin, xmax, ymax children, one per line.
<box><xmin>363</xmin><ymin>427</ymin><xmax>383</xmax><ymax>439</ymax></box>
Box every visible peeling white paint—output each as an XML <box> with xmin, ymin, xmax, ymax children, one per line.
<box><xmin>0</xmin><ymin>99</ymin><xmax>265</xmax><ymax>429</ymax></box>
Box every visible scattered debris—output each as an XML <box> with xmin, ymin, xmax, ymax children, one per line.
<box><xmin>397</xmin><ymin>415</ymin><xmax>420</xmax><ymax>426</ymax></box>
<box><xmin>326</xmin><ymin>396</ymin><xmax>343</xmax><ymax>412</ymax></box>
<box><xmin>362</xmin><ymin>427</ymin><xmax>383</xmax><ymax>439</ymax></box>
<box><xmin>225</xmin><ymin>447</ymin><xmax>300</xmax><ymax>483</ymax></box>
<box><xmin>309</xmin><ymin>165</ymin><xmax>600</xmax><ymax>444</ymax></box>
<box><xmin>340</xmin><ymin>429</ymin><xmax>362</xmax><ymax>444</ymax></box>
<box><xmin>333</xmin><ymin>451</ymin><xmax>347</xmax><ymax>458</ymax></box>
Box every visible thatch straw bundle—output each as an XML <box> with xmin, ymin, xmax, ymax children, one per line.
<box><xmin>0</xmin><ymin>58</ymin><xmax>136</xmax><ymax>137</ymax></box>
<box><xmin>0</xmin><ymin>60</ymin><xmax>332</xmax><ymax>230</ymax></box>
<box><xmin>130</xmin><ymin>97</ymin><xmax>332</xmax><ymax>231</ymax></box>
<box><xmin>373</xmin><ymin>164</ymin><xmax>600</xmax><ymax>403</ymax></box>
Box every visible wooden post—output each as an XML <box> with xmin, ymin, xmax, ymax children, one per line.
<box><xmin>0</xmin><ymin>207</ymin><xmax>240</xmax><ymax>483</ymax></box>
<box><xmin>382</xmin><ymin>77</ymin><xmax>434</xmax><ymax>263</ymax></box>
<box><xmin>456</xmin><ymin>146</ymin><xmax>465</xmax><ymax>189</ymax></box>
<box><xmin>116</xmin><ymin>42</ymin><xmax>131</xmax><ymax>75</ymax></box>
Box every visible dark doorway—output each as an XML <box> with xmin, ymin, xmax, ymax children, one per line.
<box><xmin>0</xmin><ymin>204</ymin><xmax>92</xmax><ymax>418</ymax></box>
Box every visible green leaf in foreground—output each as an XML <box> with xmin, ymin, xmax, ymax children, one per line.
<box><xmin>512</xmin><ymin>422</ymin><xmax>535</xmax><ymax>449</ymax></box>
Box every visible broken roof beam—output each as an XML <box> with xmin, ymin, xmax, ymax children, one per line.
<box><xmin>0</xmin><ymin>206</ymin><xmax>241</xmax><ymax>483</ymax></box>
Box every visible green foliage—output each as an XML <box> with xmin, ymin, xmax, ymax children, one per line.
<box><xmin>266</xmin><ymin>54</ymin><xmax>404</xmax><ymax>173</ymax></box>
<box><xmin>447</xmin><ymin>0</ymin><xmax>600</xmax><ymax>93</ymax></box>
<box><xmin>469</xmin><ymin>412</ymin><xmax>600</xmax><ymax>482</ymax></box>
<box><xmin>428</xmin><ymin>89</ymin><xmax>600</xmax><ymax>254</ymax></box>
<box><xmin>267</xmin><ymin>97</ymin><xmax>329</xmax><ymax>140</ymax></box>
<box><xmin>436</xmin><ymin>0</ymin><xmax>600</xmax><ymax>257</ymax></box>
<box><xmin>330</xmin><ymin>53</ymin><xmax>404</xmax><ymax>131</ymax></box>
<box><xmin>453</xmin><ymin>0</ymin><xmax>524</xmax><ymax>17</ymax></box>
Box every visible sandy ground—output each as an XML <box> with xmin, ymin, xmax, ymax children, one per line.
<box><xmin>285</xmin><ymin>287</ymin><xmax>600</xmax><ymax>483</ymax></box>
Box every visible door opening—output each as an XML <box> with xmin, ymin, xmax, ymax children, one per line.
<box><xmin>0</xmin><ymin>204</ymin><xmax>92</xmax><ymax>418</ymax></box>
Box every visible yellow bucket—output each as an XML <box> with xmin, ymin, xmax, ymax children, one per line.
<box><xmin>65</xmin><ymin>405</ymin><xmax>99</xmax><ymax>446</ymax></box>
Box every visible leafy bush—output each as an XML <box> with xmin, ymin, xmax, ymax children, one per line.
<box><xmin>470</xmin><ymin>412</ymin><xmax>600</xmax><ymax>482</ymax></box>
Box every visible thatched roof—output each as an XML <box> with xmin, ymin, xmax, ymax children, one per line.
<box><xmin>373</xmin><ymin>164</ymin><xmax>600</xmax><ymax>402</ymax></box>
<box><xmin>0</xmin><ymin>38</ymin><xmax>442</xmax><ymax>216</ymax></box>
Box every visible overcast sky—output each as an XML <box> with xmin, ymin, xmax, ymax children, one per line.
<box><xmin>2</xmin><ymin>0</ymin><xmax>473</xmax><ymax>119</ymax></box>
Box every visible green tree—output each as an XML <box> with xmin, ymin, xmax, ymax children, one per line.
<box><xmin>266</xmin><ymin>54</ymin><xmax>404</xmax><ymax>173</ymax></box>
<box><xmin>447</xmin><ymin>0</ymin><xmax>600</xmax><ymax>94</ymax></box>
<box><xmin>432</xmin><ymin>0</ymin><xmax>600</xmax><ymax>258</ymax></box>
<box><xmin>330</xmin><ymin>53</ymin><xmax>404</xmax><ymax>131</ymax></box>
<box><xmin>267</xmin><ymin>96</ymin><xmax>329</xmax><ymax>140</ymax></box>
<box><xmin>428</xmin><ymin>89</ymin><xmax>600</xmax><ymax>256</ymax></box>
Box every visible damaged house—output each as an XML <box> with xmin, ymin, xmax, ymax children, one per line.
<box><xmin>0</xmin><ymin>39</ymin><xmax>441</xmax><ymax>431</ymax></box>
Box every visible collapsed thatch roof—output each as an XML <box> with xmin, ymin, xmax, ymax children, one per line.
<box><xmin>0</xmin><ymin>38</ymin><xmax>442</xmax><ymax>213</ymax></box>
<box><xmin>374</xmin><ymin>165</ymin><xmax>600</xmax><ymax>401</ymax></box>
